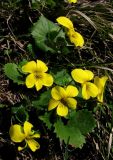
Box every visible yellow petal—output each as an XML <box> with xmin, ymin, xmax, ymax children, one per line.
<box><xmin>25</xmin><ymin>73</ymin><xmax>36</xmax><ymax>88</ymax></box>
<box><xmin>56</xmin><ymin>16</ymin><xmax>74</xmax><ymax>29</ymax></box>
<box><xmin>42</xmin><ymin>73</ymin><xmax>53</xmax><ymax>87</ymax></box>
<box><xmin>48</xmin><ymin>98</ymin><xmax>60</xmax><ymax>111</ymax></box>
<box><xmin>82</xmin><ymin>82</ymin><xmax>98</xmax><ymax>100</ymax></box>
<box><xmin>65</xmin><ymin>97</ymin><xmax>77</xmax><ymax>109</ymax></box>
<box><xmin>18</xmin><ymin>146</ymin><xmax>25</xmax><ymax>151</ymax></box>
<box><xmin>84</xmin><ymin>70</ymin><xmax>94</xmax><ymax>81</ymax></box>
<box><xmin>9</xmin><ymin>125</ymin><xmax>25</xmax><ymax>143</ymax></box>
<box><xmin>68</xmin><ymin>0</ymin><xmax>77</xmax><ymax>3</ymax></box>
<box><xmin>57</xmin><ymin>103</ymin><xmax>68</xmax><ymax>117</ymax></box>
<box><xmin>35</xmin><ymin>79</ymin><xmax>43</xmax><ymax>91</ymax></box>
<box><xmin>30</xmin><ymin>133</ymin><xmax>40</xmax><ymax>138</ymax></box>
<box><xmin>51</xmin><ymin>86</ymin><xmax>66</xmax><ymax>100</ymax></box>
<box><xmin>97</xmin><ymin>93</ymin><xmax>104</xmax><ymax>103</ymax></box>
<box><xmin>24</xmin><ymin>121</ymin><xmax>33</xmax><ymax>137</ymax></box>
<box><xmin>100</xmin><ymin>76</ymin><xmax>108</xmax><ymax>87</ymax></box>
<box><xmin>26</xmin><ymin>139</ymin><xmax>40</xmax><ymax>152</ymax></box>
<box><xmin>68</xmin><ymin>30</ymin><xmax>84</xmax><ymax>47</ymax></box>
<box><xmin>36</xmin><ymin>60</ymin><xmax>48</xmax><ymax>72</ymax></box>
<box><xmin>94</xmin><ymin>76</ymin><xmax>108</xmax><ymax>102</ymax></box>
<box><xmin>82</xmin><ymin>83</ymin><xmax>90</xmax><ymax>100</ymax></box>
<box><xmin>18</xmin><ymin>143</ymin><xmax>27</xmax><ymax>151</ymax></box>
<box><xmin>86</xmin><ymin>82</ymin><xmax>98</xmax><ymax>97</ymax></box>
<box><xmin>71</xmin><ymin>69</ymin><xmax>94</xmax><ymax>84</ymax></box>
<box><xmin>22</xmin><ymin>61</ymin><xmax>37</xmax><ymax>73</ymax></box>
<box><xmin>66</xmin><ymin>85</ymin><xmax>78</xmax><ymax>97</ymax></box>
<box><xmin>94</xmin><ymin>76</ymin><xmax>108</xmax><ymax>93</ymax></box>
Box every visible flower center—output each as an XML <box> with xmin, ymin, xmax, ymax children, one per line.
<box><xmin>33</xmin><ymin>70</ymin><xmax>42</xmax><ymax>79</ymax></box>
<box><xmin>26</xmin><ymin>131</ymin><xmax>34</xmax><ymax>140</ymax></box>
<box><xmin>86</xmin><ymin>84</ymin><xmax>89</xmax><ymax>91</ymax></box>
<box><xmin>71</xmin><ymin>34</ymin><xmax>76</xmax><ymax>38</ymax></box>
<box><xmin>61</xmin><ymin>98</ymin><xmax>67</xmax><ymax>106</ymax></box>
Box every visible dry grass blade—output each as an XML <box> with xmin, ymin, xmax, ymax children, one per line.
<box><xmin>94</xmin><ymin>66</ymin><xmax>113</xmax><ymax>74</ymax></box>
<box><xmin>108</xmin><ymin>33</ymin><xmax>113</xmax><ymax>40</ymax></box>
<box><xmin>72</xmin><ymin>10</ymin><xmax>97</xmax><ymax>30</ymax></box>
<box><xmin>107</xmin><ymin>128</ymin><xmax>113</xmax><ymax>159</ymax></box>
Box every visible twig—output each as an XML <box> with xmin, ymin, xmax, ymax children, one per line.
<box><xmin>7</xmin><ymin>15</ymin><xmax>16</xmax><ymax>38</ymax></box>
<box><xmin>107</xmin><ymin>128</ymin><xmax>113</xmax><ymax>159</ymax></box>
<box><xmin>7</xmin><ymin>15</ymin><xmax>26</xmax><ymax>53</ymax></box>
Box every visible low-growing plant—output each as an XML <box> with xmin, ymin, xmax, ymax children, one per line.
<box><xmin>1</xmin><ymin>0</ymin><xmax>113</xmax><ymax>159</ymax></box>
<box><xmin>4</xmin><ymin>57</ymin><xmax>108</xmax><ymax>150</ymax></box>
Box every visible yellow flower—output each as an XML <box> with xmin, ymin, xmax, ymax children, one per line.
<box><xmin>68</xmin><ymin>0</ymin><xmax>77</xmax><ymax>3</ymax></box>
<box><xmin>56</xmin><ymin>16</ymin><xmax>74</xmax><ymax>30</ymax></box>
<box><xmin>9</xmin><ymin>121</ymin><xmax>40</xmax><ymax>152</ymax></box>
<box><xmin>56</xmin><ymin>16</ymin><xmax>84</xmax><ymax>47</ymax></box>
<box><xmin>94</xmin><ymin>76</ymin><xmax>108</xmax><ymax>102</ymax></box>
<box><xmin>71</xmin><ymin>69</ymin><xmax>98</xmax><ymax>100</ymax></box>
<box><xmin>48</xmin><ymin>85</ymin><xmax>78</xmax><ymax>117</ymax></box>
<box><xmin>67</xmin><ymin>29</ymin><xmax>84</xmax><ymax>47</ymax></box>
<box><xmin>22</xmin><ymin>60</ymin><xmax>53</xmax><ymax>91</ymax></box>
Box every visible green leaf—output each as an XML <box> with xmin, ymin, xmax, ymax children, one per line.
<box><xmin>4</xmin><ymin>63</ymin><xmax>24</xmax><ymax>84</ymax></box>
<box><xmin>54</xmin><ymin>119</ymin><xmax>85</xmax><ymax>148</ymax></box>
<box><xmin>32</xmin><ymin>90</ymin><xmax>51</xmax><ymax>109</ymax></box>
<box><xmin>46</xmin><ymin>0</ymin><xmax>56</xmax><ymax>7</ymax></box>
<box><xmin>53</xmin><ymin>69</ymin><xmax>72</xmax><ymax>86</ymax></box>
<box><xmin>31</xmin><ymin>0</ymin><xmax>56</xmax><ymax>9</ymax></box>
<box><xmin>18</xmin><ymin>59</ymin><xmax>28</xmax><ymax>68</ymax></box>
<box><xmin>18</xmin><ymin>59</ymin><xmax>28</xmax><ymax>74</ymax></box>
<box><xmin>69</xmin><ymin>110</ymin><xmax>96</xmax><ymax>135</ymax></box>
<box><xmin>4</xmin><ymin>49</ymin><xmax>12</xmax><ymax>55</ymax></box>
<box><xmin>31</xmin><ymin>15</ymin><xmax>65</xmax><ymax>53</ymax></box>
<box><xmin>0</xmin><ymin>104</ymin><xmax>6</xmax><ymax>108</ymax></box>
<box><xmin>26</xmin><ymin>43</ymin><xmax>36</xmax><ymax>58</ymax></box>
<box><xmin>39</xmin><ymin>112</ymin><xmax>52</xmax><ymax>129</ymax></box>
<box><xmin>12</xmin><ymin>105</ymin><xmax>29</xmax><ymax>123</ymax></box>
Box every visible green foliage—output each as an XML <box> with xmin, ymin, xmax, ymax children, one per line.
<box><xmin>69</xmin><ymin>110</ymin><xmax>96</xmax><ymax>135</ymax></box>
<box><xmin>18</xmin><ymin>59</ymin><xmax>28</xmax><ymax>69</ymax></box>
<box><xmin>53</xmin><ymin>69</ymin><xmax>72</xmax><ymax>86</ymax></box>
<box><xmin>0</xmin><ymin>104</ymin><xmax>6</xmax><ymax>108</ymax></box>
<box><xmin>31</xmin><ymin>0</ymin><xmax>42</xmax><ymax>9</ymax></box>
<box><xmin>4</xmin><ymin>63</ymin><xmax>24</xmax><ymax>84</ymax></box>
<box><xmin>39</xmin><ymin>112</ymin><xmax>52</xmax><ymax>129</ymax></box>
<box><xmin>31</xmin><ymin>15</ymin><xmax>65</xmax><ymax>53</ymax></box>
<box><xmin>1</xmin><ymin>0</ymin><xmax>22</xmax><ymax>10</ymax></box>
<box><xmin>1</xmin><ymin>0</ymin><xmax>113</xmax><ymax>157</ymax></box>
<box><xmin>31</xmin><ymin>0</ymin><xmax>56</xmax><ymax>9</ymax></box>
<box><xmin>54</xmin><ymin>119</ymin><xmax>85</xmax><ymax>148</ymax></box>
<box><xmin>54</xmin><ymin>110</ymin><xmax>95</xmax><ymax>148</ymax></box>
<box><xmin>45</xmin><ymin>0</ymin><xmax>56</xmax><ymax>6</ymax></box>
<box><xmin>32</xmin><ymin>90</ymin><xmax>51</xmax><ymax>109</ymax></box>
<box><xmin>4</xmin><ymin>49</ymin><xmax>12</xmax><ymax>56</ymax></box>
<box><xmin>12</xmin><ymin>105</ymin><xmax>29</xmax><ymax>123</ymax></box>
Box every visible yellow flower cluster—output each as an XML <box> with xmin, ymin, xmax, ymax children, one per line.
<box><xmin>48</xmin><ymin>69</ymin><xmax>108</xmax><ymax>117</ymax></box>
<box><xmin>22</xmin><ymin>60</ymin><xmax>108</xmax><ymax>117</ymax></box>
<box><xmin>9</xmin><ymin>3</ymin><xmax>108</xmax><ymax>153</ymax></box>
<box><xmin>9</xmin><ymin>61</ymin><xmax>108</xmax><ymax>151</ymax></box>
<box><xmin>71</xmin><ymin>68</ymin><xmax>108</xmax><ymax>102</ymax></box>
<box><xmin>56</xmin><ymin>16</ymin><xmax>84</xmax><ymax>47</ymax></box>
